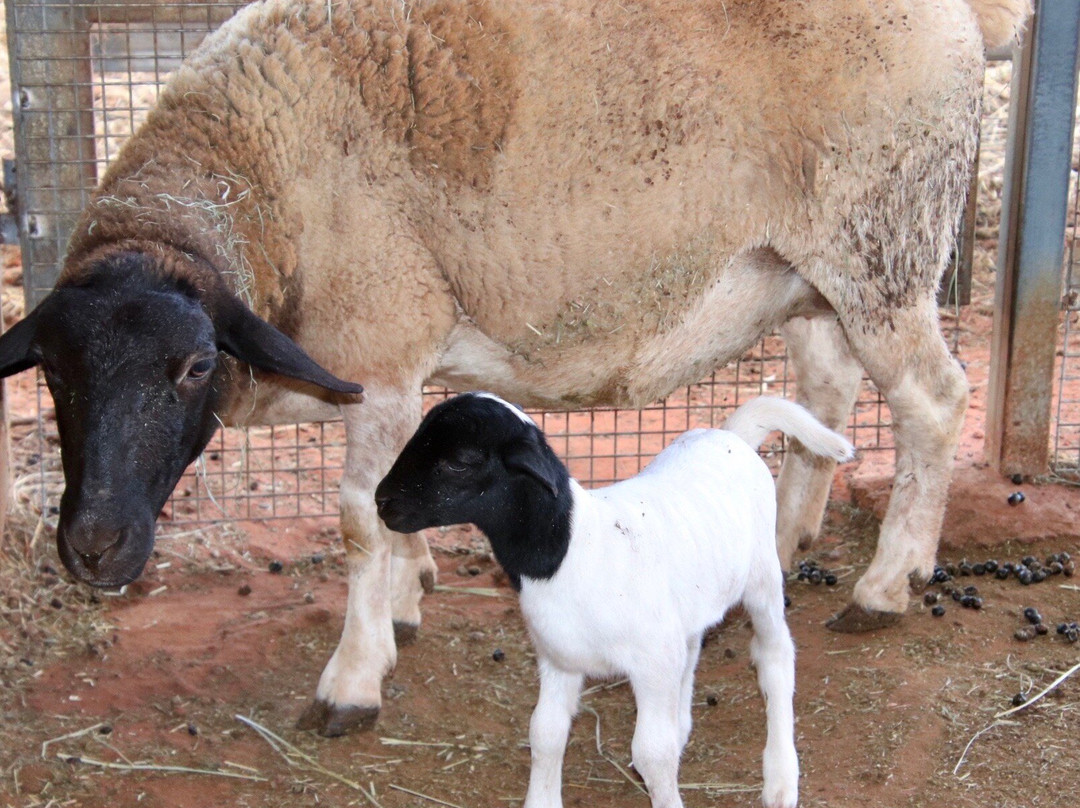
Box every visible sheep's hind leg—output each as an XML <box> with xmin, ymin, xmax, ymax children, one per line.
<box><xmin>743</xmin><ymin>570</ymin><xmax>798</xmax><ymax>808</ymax></box>
<box><xmin>390</xmin><ymin>531</ymin><xmax>437</xmax><ymax>645</ymax></box>
<box><xmin>630</xmin><ymin>662</ymin><xmax>686</xmax><ymax>808</ymax></box>
<box><xmin>298</xmin><ymin>391</ymin><xmax>422</xmax><ymax>735</ymax></box>
<box><xmin>776</xmin><ymin>315</ymin><xmax>862</xmax><ymax>569</ymax></box>
<box><xmin>825</xmin><ymin>302</ymin><xmax>967</xmax><ymax>632</ymax></box>
<box><xmin>677</xmin><ymin>634</ymin><xmax>702</xmax><ymax>753</ymax></box>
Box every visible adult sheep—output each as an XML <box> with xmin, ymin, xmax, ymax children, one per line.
<box><xmin>0</xmin><ymin>0</ymin><xmax>1031</xmax><ymax>736</ymax></box>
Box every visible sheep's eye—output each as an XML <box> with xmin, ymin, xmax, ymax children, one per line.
<box><xmin>185</xmin><ymin>357</ymin><xmax>216</xmax><ymax>381</ymax></box>
<box><xmin>442</xmin><ymin>460</ymin><xmax>469</xmax><ymax>474</ymax></box>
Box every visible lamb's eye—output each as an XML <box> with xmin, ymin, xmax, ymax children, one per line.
<box><xmin>443</xmin><ymin>460</ymin><xmax>468</xmax><ymax>474</ymax></box>
<box><xmin>185</xmin><ymin>357</ymin><xmax>215</xmax><ymax>381</ymax></box>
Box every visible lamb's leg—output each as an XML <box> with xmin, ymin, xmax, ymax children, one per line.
<box><xmin>825</xmin><ymin>302</ymin><xmax>968</xmax><ymax>631</ymax></box>
<box><xmin>389</xmin><ymin>531</ymin><xmax>437</xmax><ymax>645</ymax></box>
<box><xmin>630</xmin><ymin>664</ymin><xmax>686</xmax><ymax>808</ymax></box>
<box><xmin>677</xmin><ymin>635</ymin><xmax>702</xmax><ymax>754</ymax></box>
<box><xmin>298</xmin><ymin>389</ymin><xmax>422</xmax><ymax>735</ymax></box>
<box><xmin>743</xmin><ymin>569</ymin><xmax>799</xmax><ymax>808</ymax></box>
<box><xmin>523</xmin><ymin>658</ymin><xmax>583</xmax><ymax>808</ymax></box>
<box><xmin>776</xmin><ymin>315</ymin><xmax>863</xmax><ymax>569</ymax></box>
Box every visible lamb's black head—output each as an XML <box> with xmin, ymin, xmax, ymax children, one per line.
<box><xmin>375</xmin><ymin>393</ymin><xmax>568</xmax><ymax>536</ymax></box>
<box><xmin>0</xmin><ymin>250</ymin><xmax>362</xmax><ymax>588</ymax></box>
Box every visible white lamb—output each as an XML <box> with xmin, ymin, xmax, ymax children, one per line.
<box><xmin>375</xmin><ymin>392</ymin><xmax>854</xmax><ymax>808</ymax></box>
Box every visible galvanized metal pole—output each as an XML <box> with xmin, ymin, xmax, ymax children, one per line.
<box><xmin>986</xmin><ymin>0</ymin><xmax>1080</xmax><ymax>476</ymax></box>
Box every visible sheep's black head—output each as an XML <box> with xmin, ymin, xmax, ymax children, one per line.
<box><xmin>0</xmin><ymin>250</ymin><xmax>362</xmax><ymax>587</ymax></box>
<box><xmin>375</xmin><ymin>393</ymin><xmax>567</xmax><ymax>537</ymax></box>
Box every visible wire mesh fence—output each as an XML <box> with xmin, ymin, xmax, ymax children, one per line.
<box><xmin>1051</xmin><ymin>143</ymin><xmax>1080</xmax><ymax>481</ymax></box>
<box><xmin>7</xmin><ymin>0</ymin><xmax>925</xmax><ymax>529</ymax></box>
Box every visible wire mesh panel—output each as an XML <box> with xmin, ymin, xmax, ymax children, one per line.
<box><xmin>6</xmin><ymin>0</ymin><xmax>904</xmax><ymax>529</ymax></box>
<box><xmin>1052</xmin><ymin>125</ymin><xmax>1080</xmax><ymax>480</ymax></box>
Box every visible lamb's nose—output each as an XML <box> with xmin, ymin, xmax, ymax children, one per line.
<box><xmin>374</xmin><ymin>495</ymin><xmax>393</xmax><ymax>517</ymax></box>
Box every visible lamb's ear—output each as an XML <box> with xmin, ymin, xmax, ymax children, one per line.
<box><xmin>212</xmin><ymin>294</ymin><xmax>363</xmax><ymax>396</ymax></box>
<box><xmin>503</xmin><ymin>440</ymin><xmax>561</xmax><ymax>497</ymax></box>
<box><xmin>0</xmin><ymin>304</ymin><xmax>43</xmax><ymax>378</ymax></box>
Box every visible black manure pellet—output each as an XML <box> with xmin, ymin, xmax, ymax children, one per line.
<box><xmin>995</xmin><ymin>567</ymin><xmax>1010</xmax><ymax>580</ymax></box>
<box><xmin>1035</xmin><ymin>623</ymin><xmax>1049</xmax><ymax>636</ymax></box>
<box><xmin>492</xmin><ymin>648</ymin><xmax>506</xmax><ymax>662</ymax></box>
<box><xmin>824</xmin><ymin>574</ymin><xmax>837</xmax><ymax>586</ymax></box>
<box><xmin>1022</xmin><ymin>555</ymin><xmax>1037</xmax><ymax>567</ymax></box>
<box><xmin>984</xmin><ymin>560</ymin><xmax>998</xmax><ymax>573</ymax></box>
<box><xmin>1017</xmin><ymin>569</ymin><xmax>1033</xmax><ymax>585</ymax></box>
<box><xmin>924</xmin><ymin>592</ymin><xmax>939</xmax><ymax>606</ymax></box>
<box><xmin>1049</xmin><ymin>561</ymin><xmax>1064</xmax><ymax>575</ymax></box>
<box><xmin>1012</xmin><ymin>692</ymin><xmax>1028</xmax><ymax>707</ymax></box>
<box><xmin>1012</xmin><ymin>473</ymin><xmax>1024</xmax><ymax>485</ymax></box>
<box><xmin>951</xmin><ymin>590</ymin><xmax>963</xmax><ymax>602</ymax></box>
<box><xmin>931</xmin><ymin>605</ymin><xmax>946</xmax><ymax>617</ymax></box>
<box><xmin>945</xmin><ymin>563</ymin><xmax>958</xmax><ymax>577</ymax></box>
<box><xmin>268</xmin><ymin>560</ymin><xmax>284</xmax><ymax>574</ymax></box>
<box><xmin>1023</xmin><ymin>607</ymin><xmax>1042</xmax><ymax>625</ymax></box>
<box><xmin>972</xmin><ymin>563</ymin><xmax>986</xmax><ymax>576</ymax></box>
<box><xmin>963</xmin><ymin>585</ymin><xmax>979</xmax><ymax>596</ymax></box>
<box><xmin>1066</xmin><ymin>629</ymin><xmax>1080</xmax><ymax>644</ymax></box>
<box><xmin>1014</xmin><ymin>626</ymin><xmax>1036</xmax><ymax>642</ymax></box>
<box><xmin>808</xmin><ymin>570</ymin><xmax>823</xmax><ymax>585</ymax></box>
<box><xmin>958</xmin><ymin>562</ymin><xmax>973</xmax><ymax>576</ymax></box>
<box><xmin>1057</xmin><ymin>623</ymin><xmax>1069</xmax><ymax>635</ymax></box>
<box><xmin>1008</xmin><ymin>491</ymin><xmax>1026</xmax><ymax>506</ymax></box>
<box><xmin>1032</xmin><ymin>570</ymin><xmax>1047</xmax><ymax>583</ymax></box>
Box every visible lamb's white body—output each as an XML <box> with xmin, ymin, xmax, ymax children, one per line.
<box><xmin>518</xmin><ymin>399</ymin><xmax>851</xmax><ymax>808</ymax></box>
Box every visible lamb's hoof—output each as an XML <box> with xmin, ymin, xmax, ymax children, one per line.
<box><xmin>393</xmin><ymin>620</ymin><xmax>420</xmax><ymax>646</ymax></box>
<box><xmin>296</xmin><ymin>699</ymin><xmax>380</xmax><ymax>737</ymax></box>
<box><xmin>907</xmin><ymin>569</ymin><xmax>930</xmax><ymax>594</ymax></box>
<box><xmin>826</xmin><ymin>603</ymin><xmax>903</xmax><ymax>633</ymax></box>
<box><xmin>420</xmin><ymin>569</ymin><xmax>436</xmax><ymax>594</ymax></box>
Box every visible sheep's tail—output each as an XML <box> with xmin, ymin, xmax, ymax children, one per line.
<box><xmin>965</xmin><ymin>0</ymin><xmax>1032</xmax><ymax>49</ymax></box>
<box><xmin>724</xmin><ymin>397</ymin><xmax>854</xmax><ymax>463</ymax></box>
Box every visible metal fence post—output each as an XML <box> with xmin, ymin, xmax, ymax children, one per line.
<box><xmin>986</xmin><ymin>0</ymin><xmax>1080</xmax><ymax>476</ymax></box>
<box><xmin>5</xmin><ymin>0</ymin><xmax>99</xmax><ymax>309</ymax></box>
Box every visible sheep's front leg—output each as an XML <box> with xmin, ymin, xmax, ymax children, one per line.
<box><xmin>776</xmin><ymin>315</ymin><xmax>863</xmax><ymax>568</ymax></box>
<box><xmin>298</xmin><ymin>392</ymin><xmax>422</xmax><ymax>736</ymax></box>
<box><xmin>524</xmin><ymin>659</ymin><xmax>583</xmax><ymax>808</ymax></box>
<box><xmin>630</xmin><ymin>662</ymin><xmax>686</xmax><ymax>808</ymax></box>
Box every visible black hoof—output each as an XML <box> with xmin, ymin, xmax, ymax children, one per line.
<box><xmin>826</xmin><ymin>603</ymin><xmax>903</xmax><ymax>633</ymax></box>
<box><xmin>296</xmin><ymin>699</ymin><xmax>380</xmax><ymax>736</ymax></box>
<box><xmin>907</xmin><ymin>569</ymin><xmax>930</xmax><ymax>594</ymax></box>
<box><xmin>393</xmin><ymin>620</ymin><xmax>420</xmax><ymax>646</ymax></box>
<box><xmin>420</xmin><ymin>569</ymin><xmax>436</xmax><ymax>594</ymax></box>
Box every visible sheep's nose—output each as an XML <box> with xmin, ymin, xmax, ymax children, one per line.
<box><xmin>374</xmin><ymin>495</ymin><xmax>393</xmax><ymax>517</ymax></box>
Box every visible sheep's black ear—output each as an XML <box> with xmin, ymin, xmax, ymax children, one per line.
<box><xmin>212</xmin><ymin>294</ymin><xmax>363</xmax><ymax>396</ymax></box>
<box><xmin>503</xmin><ymin>440</ymin><xmax>561</xmax><ymax>497</ymax></box>
<box><xmin>0</xmin><ymin>304</ymin><xmax>43</xmax><ymax>378</ymax></box>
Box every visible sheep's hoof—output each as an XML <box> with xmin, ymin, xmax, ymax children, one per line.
<box><xmin>393</xmin><ymin>620</ymin><xmax>420</xmax><ymax>646</ymax></box>
<box><xmin>420</xmin><ymin>568</ymin><xmax>437</xmax><ymax>594</ymax></box>
<box><xmin>296</xmin><ymin>699</ymin><xmax>380</xmax><ymax>736</ymax></box>
<box><xmin>825</xmin><ymin>603</ymin><xmax>903</xmax><ymax>633</ymax></box>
